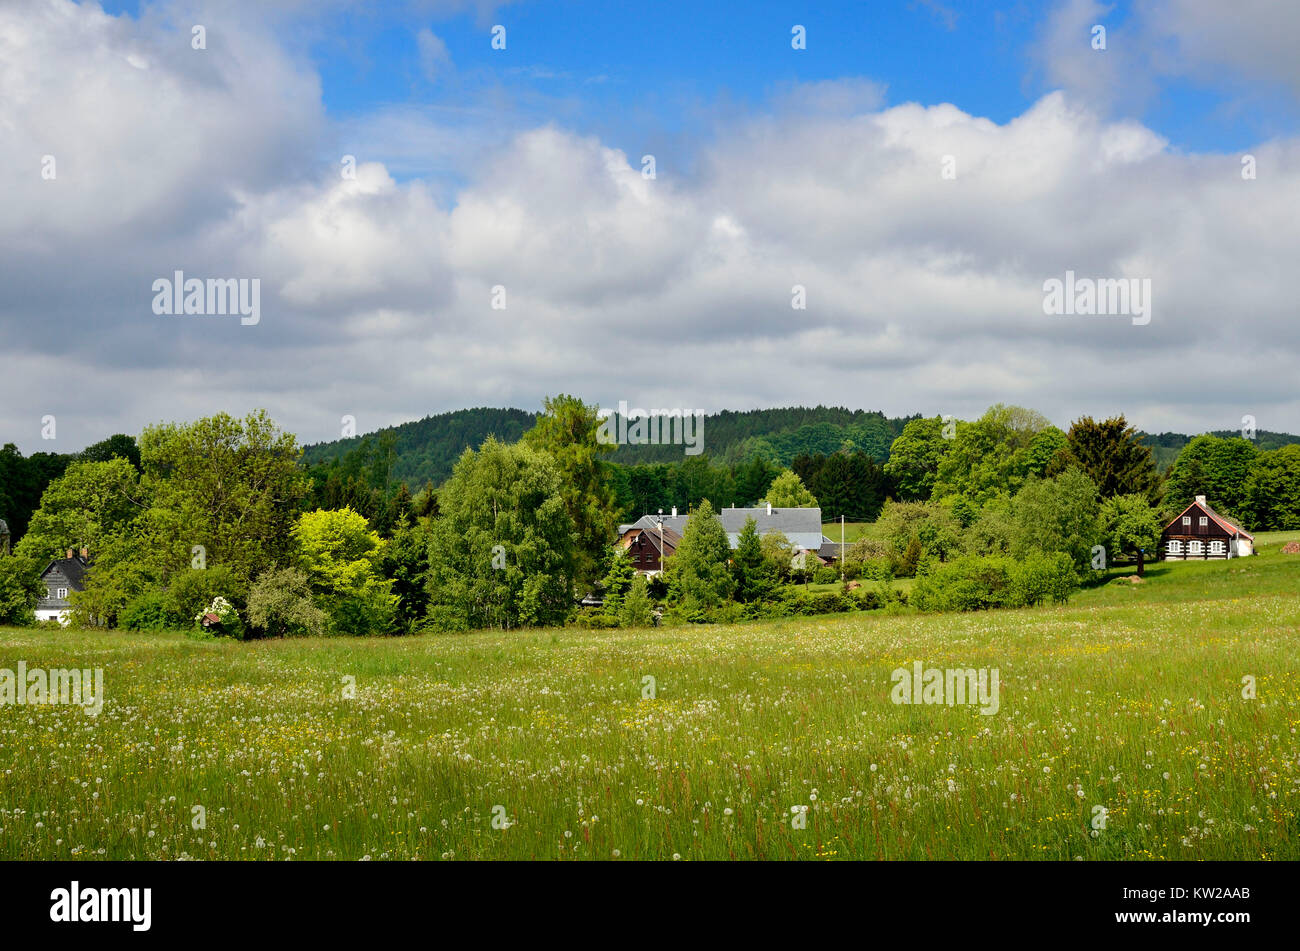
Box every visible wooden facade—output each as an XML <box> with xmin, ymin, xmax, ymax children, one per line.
<box><xmin>618</xmin><ymin>525</ymin><xmax>680</xmax><ymax>575</ymax></box>
<box><xmin>1160</xmin><ymin>496</ymin><xmax>1253</xmax><ymax>560</ymax></box>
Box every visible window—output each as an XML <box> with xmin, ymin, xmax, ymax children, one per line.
<box><xmin>1166</xmin><ymin>540</ymin><xmax>1182</xmax><ymax>554</ymax></box>
<box><xmin>56</xmin><ymin>587</ymin><xmax>68</xmax><ymax>599</ymax></box>
<box><xmin>1182</xmin><ymin>516</ymin><xmax>1191</xmax><ymax>525</ymax></box>
<box><xmin>1199</xmin><ymin>516</ymin><xmax>1208</xmax><ymax>526</ymax></box>
<box><xmin>1209</xmin><ymin>541</ymin><xmax>1225</xmax><ymax>554</ymax></box>
<box><xmin>1188</xmin><ymin>540</ymin><xmax>1203</xmax><ymax>555</ymax></box>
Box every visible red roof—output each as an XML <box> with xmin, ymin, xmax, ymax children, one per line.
<box><xmin>1163</xmin><ymin>500</ymin><xmax>1253</xmax><ymax>541</ymax></box>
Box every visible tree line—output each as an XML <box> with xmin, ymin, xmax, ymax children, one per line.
<box><xmin>1</xmin><ymin>397</ymin><xmax>1297</xmax><ymax>634</ymax></box>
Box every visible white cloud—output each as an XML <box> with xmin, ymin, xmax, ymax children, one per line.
<box><xmin>1036</xmin><ymin>0</ymin><xmax>1300</xmax><ymax>112</ymax></box>
<box><xmin>0</xmin><ymin>0</ymin><xmax>1298</xmax><ymax>454</ymax></box>
<box><xmin>416</xmin><ymin>28</ymin><xmax>453</xmax><ymax>83</ymax></box>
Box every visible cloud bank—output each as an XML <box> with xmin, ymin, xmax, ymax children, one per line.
<box><xmin>1</xmin><ymin>0</ymin><xmax>1297</xmax><ymax>453</ymax></box>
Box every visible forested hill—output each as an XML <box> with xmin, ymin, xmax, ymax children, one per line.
<box><xmin>298</xmin><ymin>406</ymin><xmax>1300</xmax><ymax>490</ymax></box>
<box><xmin>298</xmin><ymin>406</ymin><xmax>920</xmax><ymax>488</ymax></box>
<box><xmin>1138</xmin><ymin>430</ymin><xmax>1300</xmax><ymax>470</ymax></box>
<box><xmin>601</xmin><ymin>407</ymin><xmax>918</xmax><ymax>465</ymax></box>
<box><xmin>299</xmin><ymin>408</ymin><xmax>538</xmax><ymax>489</ymax></box>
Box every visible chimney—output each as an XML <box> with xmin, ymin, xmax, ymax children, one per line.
<box><xmin>766</xmin><ymin>502</ymin><xmax>772</xmax><ymax>516</ymax></box>
<box><xmin>1195</xmin><ymin>495</ymin><xmax>1207</xmax><ymax>506</ymax></box>
<box><xmin>671</xmin><ymin>507</ymin><xmax>677</xmax><ymax>518</ymax></box>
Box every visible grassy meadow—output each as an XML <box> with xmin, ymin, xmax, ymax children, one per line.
<box><xmin>1</xmin><ymin>532</ymin><xmax>1298</xmax><ymax>861</ymax></box>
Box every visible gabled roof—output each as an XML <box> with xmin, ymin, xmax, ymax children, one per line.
<box><xmin>626</xmin><ymin>513</ymin><xmax>690</xmax><ymax>537</ymax></box>
<box><xmin>1162</xmin><ymin>500</ymin><xmax>1254</xmax><ymax>541</ymax></box>
<box><xmin>39</xmin><ymin>555</ymin><xmax>91</xmax><ymax>590</ymax></box>
<box><xmin>627</xmin><ymin>525</ymin><xmax>682</xmax><ymax>554</ymax></box>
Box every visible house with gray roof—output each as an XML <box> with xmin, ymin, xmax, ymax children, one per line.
<box><xmin>618</xmin><ymin>504</ymin><xmax>841</xmax><ymax>574</ymax></box>
<box><xmin>35</xmin><ymin>549</ymin><xmax>91</xmax><ymax>625</ymax></box>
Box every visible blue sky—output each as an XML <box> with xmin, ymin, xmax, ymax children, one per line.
<box><xmin>97</xmin><ymin>0</ymin><xmax>1300</xmax><ymax>161</ymax></box>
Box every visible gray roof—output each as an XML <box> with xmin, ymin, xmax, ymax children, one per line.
<box><xmin>627</xmin><ymin>513</ymin><xmax>691</xmax><ymax>537</ymax></box>
<box><xmin>40</xmin><ymin>555</ymin><xmax>90</xmax><ymax>590</ymax></box>
<box><xmin>625</xmin><ymin>506</ymin><xmax>832</xmax><ymax>552</ymax></box>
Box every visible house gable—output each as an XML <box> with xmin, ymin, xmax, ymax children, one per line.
<box><xmin>36</xmin><ymin>556</ymin><xmax>91</xmax><ymax>610</ymax></box>
<box><xmin>1160</xmin><ymin>499</ymin><xmax>1252</xmax><ymax>541</ymax></box>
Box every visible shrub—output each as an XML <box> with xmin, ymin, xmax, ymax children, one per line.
<box><xmin>247</xmin><ymin>568</ymin><xmax>328</xmax><ymax>638</ymax></box>
<box><xmin>572</xmin><ymin>607</ymin><xmax>618</xmax><ymax>629</ymax></box>
<box><xmin>809</xmin><ymin>591</ymin><xmax>850</xmax><ymax>614</ymax></box>
<box><xmin>119</xmin><ymin>591</ymin><xmax>171</xmax><ymax>631</ymax></box>
<box><xmin>812</xmin><ymin>565</ymin><xmax>839</xmax><ymax>585</ymax></box>
<box><xmin>911</xmin><ymin>556</ymin><xmax>1014</xmax><ymax>612</ymax></box>
<box><xmin>328</xmin><ymin>589</ymin><xmax>397</xmax><ymax>637</ymax></box>
<box><xmin>164</xmin><ymin>567</ymin><xmax>241</xmax><ymax>628</ymax></box>
<box><xmin>195</xmin><ymin>595</ymin><xmax>245</xmax><ymax>639</ymax></box>
<box><xmin>854</xmin><ymin>589</ymin><xmax>882</xmax><ymax>611</ymax></box>
<box><xmin>619</xmin><ymin>576</ymin><xmax>654</xmax><ymax>628</ymax></box>
<box><xmin>426</xmin><ymin>604</ymin><xmax>471</xmax><ymax>633</ymax></box>
<box><xmin>897</xmin><ymin>536</ymin><xmax>922</xmax><ymax>578</ymax></box>
<box><xmin>912</xmin><ymin>552</ymin><xmax>1079</xmax><ymax>613</ymax></box>
<box><xmin>1009</xmin><ymin>550</ymin><xmax>1078</xmax><ymax>607</ymax></box>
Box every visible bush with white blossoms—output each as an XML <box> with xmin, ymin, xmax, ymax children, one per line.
<box><xmin>195</xmin><ymin>596</ymin><xmax>242</xmax><ymax>637</ymax></box>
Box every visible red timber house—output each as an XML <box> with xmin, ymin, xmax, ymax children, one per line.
<box><xmin>1160</xmin><ymin>495</ymin><xmax>1254</xmax><ymax>560</ymax></box>
<box><xmin>617</xmin><ymin>519</ymin><xmax>681</xmax><ymax>575</ymax></box>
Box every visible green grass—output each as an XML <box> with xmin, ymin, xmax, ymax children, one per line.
<box><xmin>1</xmin><ymin>543</ymin><xmax>1298</xmax><ymax>860</ymax></box>
<box><xmin>822</xmin><ymin>522</ymin><xmax>876</xmax><ymax>544</ymax></box>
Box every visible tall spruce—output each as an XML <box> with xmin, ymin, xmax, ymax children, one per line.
<box><xmin>666</xmin><ymin>499</ymin><xmax>734</xmax><ymax>609</ymax></box>
<box><xmin>730</xmin><ymin>517</ymin><xmax>774</xmax><ymax>602</ymax></box>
